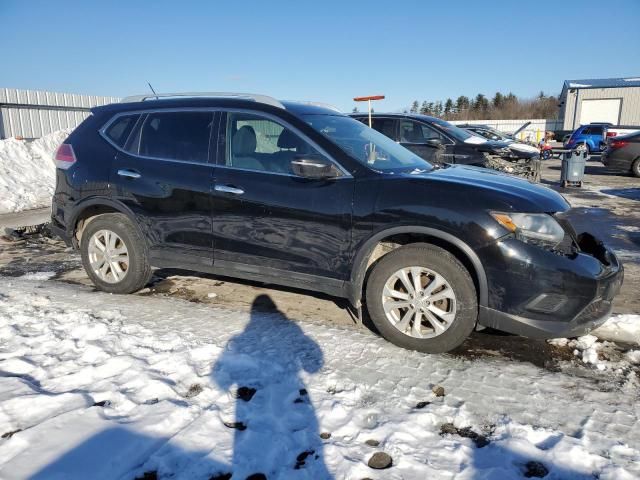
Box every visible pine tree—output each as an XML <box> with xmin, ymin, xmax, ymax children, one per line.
<box><xmin>455</xmin><ymin>96</ymin><xmax>470</xmax><ymax>115</ymax></box>
<box><xmin>352</xmin><ymin>106</ymin><xmax>359</xmax><ymax>113</ymax></box>
<box><xmin>492</xmin><ymin>92</ymin><xmax>504</xmax><ymax>109</ymax></box>
<box><xmin>420</xmin><ymin>101</ymin><xmax>429</xmax><ymax>115</ymax></box>
<box><xmin>472</xmin><ymin>94</ymin><xmax>488</xmax><ymax>112</ymax></box>
<box><xmin>410</xmin><ymin>100</ymin><xmax>419</xmax><ymax>113</ymax></box>
<box><xmin>433</xmin><ymin>101</ymin><xmax>443</xmax><ymax>117</ymax></box>
<box><xmin>444</xmin><ymin>98</ymin><xmax>454</xmax><ymax>116</ymax></box>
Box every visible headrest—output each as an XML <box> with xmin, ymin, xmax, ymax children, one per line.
<box><xmin>232</xmin><ymin>125</ymin><xmax>257</xmax><ymax>156</ymax></box>
<box><xmin>277</xmin><ymin>129</ymin><xmax>302</xmax><ymax>149</ymax></box>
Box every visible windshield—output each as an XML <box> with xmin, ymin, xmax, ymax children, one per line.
<box><xmin>428</xmin><ymin>117</ymin><xmax>477</xmax><ymax>142</ymax></box>
<box><xmin>302</xmin><ymin>114</ymin><xmax>433</xmax><ymax>172</ymax></box>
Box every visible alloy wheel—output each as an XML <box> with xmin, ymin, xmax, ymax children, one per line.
<box><xmin>381</xmin><ymin>266</ymin><xmax>457</xmax><ymax>339</ymax></box>
<box><xmin>87</xmin><ymin>229</ymin><xmax>130</xmax><ymax>283</ymax></box>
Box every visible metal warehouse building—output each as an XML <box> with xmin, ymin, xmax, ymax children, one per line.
<box><xmin>0</xmin><ymin>88</ymin><xmax>119</xmax><ymax>139</ymax></box>
<box><xmin>558</xmin><ymin>77</ymin><xmax>640</xmax><ymax>130</ymax></box>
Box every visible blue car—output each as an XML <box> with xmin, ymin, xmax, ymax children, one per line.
<box><xmin>564</xmin><ymin>124</ymin><xmax>609</xmax><ymax>152</ymax></box>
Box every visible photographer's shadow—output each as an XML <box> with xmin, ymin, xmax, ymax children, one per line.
<box><xmin>212</xmin><ymin>294</ymin><xmax>331</xmax><ymax>479</ymax></box>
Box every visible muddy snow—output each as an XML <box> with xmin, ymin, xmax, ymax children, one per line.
<box><xmin>0</xmin><ymin>277</ymin><xmax>638</xmax><ymax>479</ymax></box>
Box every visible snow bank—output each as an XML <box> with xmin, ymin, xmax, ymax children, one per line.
<box><xmin>593</xmin><ymin>315</ymin><xmax>640</xmax><ymax>345</ymax></box>
<box><xmin>0</xmin><ymin>130</ymin><xmax>70</xmax><ymax>214</ymax></box>
<box><xmin>0</xmin><ymin>278</ymin><xmax>638</xmax><ymax>479</ymax></box>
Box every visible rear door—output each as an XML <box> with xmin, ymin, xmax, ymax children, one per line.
<box><xmin>107</xmin><ymin>109</ymin><xmax>217</xmax><ymax>268</ymax></box>
<box><xmin>210</xmin><ymin>110</ymin><xmax>354</xmax><ymax>288</ymax></box>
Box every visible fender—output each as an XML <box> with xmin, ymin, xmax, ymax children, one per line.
<box><xmin>347</xmin><ymin>226</ymin><xmax>489</xmax><ymax>309</ymax></box>
<box><xmin>68</xmin><ymin>196</ymin><xmax>142</xmax><ymax>247</ymax></box>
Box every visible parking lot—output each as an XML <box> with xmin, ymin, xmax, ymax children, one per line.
<box><xmin>1</xmin><ymin>155</ymin><xmax>638</xmax><ymax>367</ymax></box>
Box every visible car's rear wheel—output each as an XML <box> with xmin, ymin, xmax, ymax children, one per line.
<box><xmin>631</xmin><ymin>158</ymin><xmax>640</xmax><ymax>178</ymax></box>
<box><xmin>80</xmin><ymin>213</ymin><xmax>152</xmax><ymax>294</ymax></box>
<box><xmin>365</xmin><ymin>244</ymin><xmax>477</xmax><ymax>353</ymax></box>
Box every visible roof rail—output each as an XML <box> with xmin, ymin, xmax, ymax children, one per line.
<box><xmin>120</xmin><ymin>92</ymin><xmax>284</xmax><ymax>109</ymax></box>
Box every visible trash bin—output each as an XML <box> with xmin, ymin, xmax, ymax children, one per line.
<box><xmin>561</xmin><ymin>150</ymin><xmax>588</xmax><ymax>187</ymax></box>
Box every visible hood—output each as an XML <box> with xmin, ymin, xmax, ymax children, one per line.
<box><xmin>475</xmin><ymin>139</ymin><xmax>511</xmax><ymax>153</ymax></box>
<box><xmin>417</xmin><ymin>165</ymin><xmax>569</xmax><ymax>213</ymax></box>
<box><xmin>463</xmin><ymin>135</ymin><xmax>487</xmax><ymax>145</ymax></box>
<box><xmin>508</xmin><ymin>142</ymin><xmax>539</xmax><ymax>154</ymax></box>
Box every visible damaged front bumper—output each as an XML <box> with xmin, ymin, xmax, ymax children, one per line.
<box><xmin>476</xmin><ymin>232</ymin><xmax>624</xmax><ymax>339</ymax></box>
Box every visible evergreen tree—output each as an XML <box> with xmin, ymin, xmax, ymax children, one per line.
<box><xmin>472</xmin><ymin>94</ymin><xmax>489</xmax><ymax>112</ymax></box>
<box><xmin>455</xmin><ymin>96</ymin><xmax>470</xmax><ymax>114</ymax></box>
<box><xmin>492</xmin><ymin>92</ymin><xmax>504</xmax><ymax>109</ymax></box>
<box><xmin>410</xmin><ymin>100</ymin><xmax>419</xmax><ymax>113</ymax></box>
<box><xmin>420</xmin><ymin>101</ymin><xmax>429</xmax><ymax>115</ymax></box>
<box><xmin>433</xmin><ymin>101</ymin><xmax>443</xmax><ymax>117</ymax></box>
<box><xmin>444</xmin><ymin>98</ymin><xmax>454</xmax><ymax>116</ymax></box>
<box><xmin>352</xmin><ymin>106</ymin><xmax>359</xmax><ymax>113</ymax></box>
<box><xmin>427</xmin><ymin>102</ymin><xmax>435</xmax><ymax>115</ymax></box>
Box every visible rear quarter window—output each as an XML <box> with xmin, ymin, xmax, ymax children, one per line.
<box><xmin>104</xmin><ymin>114</ymin><xmax>140</xmax><ymax>148</ymax></box>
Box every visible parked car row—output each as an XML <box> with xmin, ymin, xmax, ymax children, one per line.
<box><xmin>602</xmin><ymin>131</ymin><xmax>640</xmax><ymax>177</ymax></box>
<box><xmin>351</xmin><ymin>114</ymin><xmax>541</xmax><ymax>180</ymax></box>
<box><xmin>50</xmin><ymin>92</ymin><xmax>623</xmax><ymax>354</ymax></box>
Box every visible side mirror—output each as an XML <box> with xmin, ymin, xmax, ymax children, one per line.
<box><xmin>291</xmin><ymin>156</ymin><xmax>341</xmax><ymax>179</ymax></box>
<box><xmin>426</xmin><ymin>138</ymin><xmax>442</xmax><ymax>147</ymax></box>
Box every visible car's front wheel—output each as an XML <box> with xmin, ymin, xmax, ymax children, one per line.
<box><xmin>631</xmin><ymin>158</ymin><xmax>640</xmax><ymax>178</ymax></box>
<box><xmin>80</xmin><ymin>213</ymin><xmax>152</xmax><ymax>294</ymax></box>
<box><xmin>365</xmin><ymin>244</ymin><xmax>477</xmax><ymax>353</ymax></box>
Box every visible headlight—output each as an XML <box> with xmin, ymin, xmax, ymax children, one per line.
<box><xmin>490</xmin><ymin>211</ymin><xmax>565</xmax><ymax>248</ymax></box>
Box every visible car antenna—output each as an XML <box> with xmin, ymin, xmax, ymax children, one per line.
<box><xmin>147</xmin><ymin>82</ymin><xmax>159</xmax><ymax>100</ymax></box>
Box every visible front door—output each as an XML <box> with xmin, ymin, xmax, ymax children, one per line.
<box><xmin>109</xmin><ymin>109</ymin><xmax>217</xmax><ymax>267</ymax></box>
<box><xmin>399</xmin><ymin>119</ymin><xmax>455</xmax><ymax>164</ymax></box>
<box><xmin>211</xmin><ymin>111</ymin><xmax>354</xmax><ymax>286</ymax></box>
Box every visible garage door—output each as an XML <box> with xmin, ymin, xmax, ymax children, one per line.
<box><xmin>579</xmin><ymin>98</ymin><xmax>621</xmax><ymax>125</ymax></box>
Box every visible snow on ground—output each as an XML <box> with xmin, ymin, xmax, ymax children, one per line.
<box><xmin>0</xmin><ymin>277</ymin><xmax>639</xmax><ymax>479</ymax></box>
<box><xmin>593</xmin><ymin>315</ymin><xmax>640</xmax><ymax>346</ymax></box>
<box><xmin>0</xmin><ymin>130</ymin><xmax>70</xmax><ymax>214</ymax></box>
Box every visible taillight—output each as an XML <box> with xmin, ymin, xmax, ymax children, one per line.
<box><xmin>606</xmin><ymin>131</ymin><xmax>617</xmax><ymax>138</ymax></box>
<box><xmin>54</xmin><ymin>143</ymin><xmax>77</xmax><ymax>169</ymax></box>
<box><xmin>610</xmin><ymin>140</ymin><xmax>629</xmax><ymax>150</ymax></box>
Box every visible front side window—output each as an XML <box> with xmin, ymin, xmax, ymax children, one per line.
<box><xmin>105</xmin><ymin>114</ymin><xmax>139</xmax><ymax>147</ymax></box>
<box><xmin>303</xmin><ymin>114</ymin><xmax>433</xmax><ymax>172</ymax></box>
<box><xmin>400</xmin><ymin>120</ymin><xmax>449</xmax><ymax>144</ymax></box>
<box><xmin>226</xmin><ymin>112</ymin><xmax>325</xmax><ymax>174</ymax></box>
<box><xmin>138</xmin><ymin>111</ymin><xmax>213</xmax><ymax>163</ymax></box>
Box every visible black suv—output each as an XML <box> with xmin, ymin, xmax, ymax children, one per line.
<box><xmin>51</xmin><ymin>93</ymin><xmax>623</xmax><ymax>353</ymax></box>
<box><xmin>351</xmin><ymin>113</ymin><xmax>519</xmax><ymax>165</ymax></box>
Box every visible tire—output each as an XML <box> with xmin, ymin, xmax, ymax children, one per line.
<box><xmin>632</xmin><ymin>158</ymin><xmax>640</xmax><ymax>178</ymax></box>
<box><xmin>80</xmin><ymin>213</ymin><xmax>152</xmax><ymax>294</ymax></box>
<box><xmin>365</xmin><ymin>244</ymin><xmax>477</xmax><ymax>353</ymax></box>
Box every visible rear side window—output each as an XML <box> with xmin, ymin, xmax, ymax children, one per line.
<box><xmin>371</xmin><ymin>118</ymin><xmax>398</xmax><ymax>140</ymax></box>
<box><xmin>104</xmin><ymin>114</ymin><xmax>139</xmax><ymax>147</ymax></box>
<box><xmin>138</xmin><ymin>111</ymin><xmax>213</xmax><ymax>163</ymax></box>
<box><xmin>582</xmin><ymin>126</ymin><xmax>603</xmax><ymax>135</ymax></box>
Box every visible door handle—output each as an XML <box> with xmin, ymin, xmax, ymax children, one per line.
<box><xmin>117</xmin><ymin>169</ymin><xmax>141</xmax><ymax>179</ymax></box>
<box><xmin>214</xmin><ymin>184</ymin><xmax>244</xmax><ymax>195</ymax></box>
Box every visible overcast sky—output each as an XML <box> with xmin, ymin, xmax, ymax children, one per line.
<box><xmin>2</xmin><ymin>0</ymin><xmax>639</xmax><ymax>111</ymax></box>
